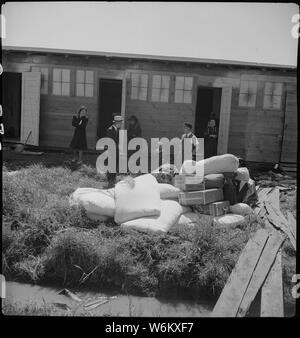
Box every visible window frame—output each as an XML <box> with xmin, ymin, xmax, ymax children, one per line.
<box><xmin>75</xmin><ymin>69</ymin><xmax>94</xmax><ymax>97</ymax></box>
<box><xmin>174</xmin><ymin>76</ymin><xmax>194</xmax><ymax>104</ymax></box>
<box><xmin>263</xmin><ymin>82</ymin><xmax>283</xmax><ymax>110</ymax></box>
<box><xmin>151</xmin><ymin>74</ymin><xmax>170</xmax><ymax>103</ymax></box>
<box><xmin>52</xmin><ymin>68</ymin><xmax>71</xmax><ymax>96</ymax></box>
<box><xmin>130</xmin><ymin>72</ymin><xmax>149</xmax><ymax>101</ymax></box>
<box><xmin>238</xmin><ymin>80</ymin><xmax>258</xmax><ymax>108</ymax></box>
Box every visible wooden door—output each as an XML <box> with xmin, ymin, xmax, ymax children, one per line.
<box><xmin>280</xmin><ymin>91</ymin><xmax>297</xmax><ymax>163</ymax></box>
<box><xmin>97</xmin><ymin>79</ymin><xmax>122</xmax><ymax>138</ymax></box>
<box><xmin>20</xmin><ymin>72</ymin><xmax>41</xmax><ymax>146</ymax></box>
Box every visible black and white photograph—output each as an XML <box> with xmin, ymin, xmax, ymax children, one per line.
<box><xmin>0</xmin><ymin>2</ymin><xmax>298</xmax><ymax>320</ymax></box>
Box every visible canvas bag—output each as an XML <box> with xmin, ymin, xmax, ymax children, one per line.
<box><xmin>158</xmin><ymin>183</ymin><xmax>181</xmax><ymax>199</ymax></box>
<box><xmin>121</xmin><ymin>200</ymin><xmax>189</xmax><ymax>233</ymax></box>
<box><xmin>114</xmin><ymin>174</ymin><xmax>161</xmax><ymax>224</ymax></box>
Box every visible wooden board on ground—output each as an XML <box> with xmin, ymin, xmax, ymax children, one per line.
<box><xmin>236</xmin><ymin>231</ymin><xmax>285</xmax><ymax>317</ymax></box>
<box><xmin>261</xmin><ymin>250</ymin><xmax>284</xmax><ymax>317</ymax></box>
<box><xmin>286</xmin><ymin>210</ymin><xmax>296</xmax><ymax>242</ymax></box>
<box><xmin>212</xmin><ymin>229</ymin><xmax>269</xmax><ymax>317</ymax></box>
<box><xmin>265</xmin><ymin>202</ymin><xmax>296</xmax><ymax>250</ymax></box>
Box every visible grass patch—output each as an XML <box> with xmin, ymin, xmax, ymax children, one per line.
<box><xmin>2</xmin><ymin>162</ymin><xmax>296</xmax><ymax>311</ymax></box>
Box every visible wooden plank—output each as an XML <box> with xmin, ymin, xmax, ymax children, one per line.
<box><xmin>265</xmin><ymin>202</ymin><xmax>296</xmax><ymax>250</ymax></box>
<box><xmin>261</xmin><ymin>250</ymin><xmax>284</xmax><ymax>317</ymax></box>
<box><xmin>212</xmin><ymin>229</ymin><xmax>269</xmax><ymax>317</ymax></box>
<box><xmin>236</xmin><ymin>231</ymin><xmax>285</xmax><ymax>317</ymax></box>
<box><xmin>217</xmin><ymin>86</ymin><xmax>232</xmax><ymax>155</ymax></box>
<box><xmin>286</xmin><ymin>210</ymin><xmax>296</xmax><ymax>243</ymax></box>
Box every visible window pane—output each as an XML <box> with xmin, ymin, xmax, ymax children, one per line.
<box><xmin>248</xmin><ymin>81</ymin><xmax>257</xmax><ymax>95</ymax></box>
<box><xmin>53</xmin><ymin>69</ymin><xmax>61</xmax><ymax>82</ymax></box>
<box><xmin>61</xmin><ymin>82</ymin><xmax>70</xmax><ymax>96</ymax></box>
<box><xmin>152</xmin><ymin>75</ymin><xmax>161</xmax><ymax>89</ymax></box>
<box><xmin>175</xmin><ymin>89</ymin><xmax>184</xmax><ymax>103</ymax></box>
<box><xmin>85</xmin><ymin>84</ymin><xmax>94</xmax><ymax>97</ymax></box>
<box><xmin>265</xmin><ymin>82</ymin><xmax>273</xmax><ymax>95</ymax></box>
<box><xmin>161</xmin><ymin>88</ymin><xmax>169</xmax><ymax>102</ymax></box>
<box><xmin>131</xmin><ymin>86</ymin><xmax>138</xmax><ymax>100</ymax></box>
<box><xmin>140</xmin><ymin>74</ymin><xmax>148</xmax><ymax>88</ymax></box>
<box><xmin>76</xmin><ymin>83</ymin><xmax>85</xmax><ymax>96</ymax></box>
<box><xmin>183</xmin><ymin>90</ymin><xmax>192</xmax><ymax>104</ymax></box>
<box><xmin>53</xmin><ymin>81</ymin><xmax>61</xmax><ymax>95</ymax></box>
<box><xmin>273</xmin><ymin>83</ymin><xmax>283</xmax><ymax>96</ymax></box>
<box><xmin>162</xmin><ymin>76</ymin><xmax>170</xmax><ymax>89</ymax></box>
<box><xmin>272</xmin><ymin>95</ymin><xmax>281</xmax><ymax>109</ymax></box>
<box><xmin>139</xmin><ymin>87</ymin><xmax>147</xmax><ymax>100</ymax></box>
<box><xmin>62</xmin><ymin>69</ymin><xmax>70</xmax><ymax>82</ymax></box>
<box><xmin>248</xmin><ymin>93</ymin><xmax>256</xmax><ymax>107</ymax></box>
<box><xmin>151</xmin><ymin>88</ymin><xmax>160</xmax><ymax>101</ymax></box>
<box><xmin>184</xmin><ymin>77</ymin><xmax>193</xmax><ymax>90</ymax></box>
<box><xmin>131</xmin><ymin>73</ymin><xmax>139</xmax><ymax>86</ymax></box>
<box><xmin>240</xmin><ymin>80</ymin><xmax>249</xmax><ymax>94</ymax></box>
<box><xmin>85</xmin><ymin>71</ymin><xmax>94</xmax><ymax>84</ymax></box>
<box><xmin>239</xmin><ymin>93</ymin><xmax>248</xmax><ymax>107</ymax></box>
<box><xmin>175</xmin><ymin>76</ymin><xmax>184</xmax><ymax>90</ymax></box>
<box><xmin>263</xmin><ymin>95</ymin><xmax>272</xmax><ymax>109</ymax></box>
<box><xmin>77</xmin><ymin>70</ymin><xmax>85</xmax><ymax>83</ymax></box>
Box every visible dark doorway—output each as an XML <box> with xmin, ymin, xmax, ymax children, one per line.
<box><xmin>97</xmin><ymin>79</ymin><xmax>122</xmax><ymax>138</ymax></box>
<box><xmin>194</xmin><ymin>86</ymin><xmax>222</xmax><ymax>157</ymax></box>
<box><xmin>2</xmin><ymin>72</ymin><xmax>22</xmax><ymax>140</ymax></box>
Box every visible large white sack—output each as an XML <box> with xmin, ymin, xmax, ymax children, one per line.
<box><xmin>159</xmin><ymin>183</ymin><xmax>181</xmax><ymax>200</ymax></box>
<box><xmin>229</xmin><ymin>203</ymin><xmax>253</xmax><ymax>216</ymax></box>
<box><xmin>114</xmin><ymin>174</ymin><xmax>161</xmax><ymax>224</ymax></box>
<box><xmin>214</xmin><ymin>213</ymin><xmax>246</xmax><ymax>228</ymax></box>
<box><xmin>121</xmin><ymin>200</ymin><xmax>188</xmax><ymax>233</ymax></box>
<box><xmin>69</xmin><ymin>188</ymin><xmax>115</xmax><ymax>220</ymax></box>
<box><xmin>180</xmin><ymin>154</ymin><xmax>239</xmax><ymax>175</ymax></box>
<box><xmin>235</xmin><ymin>167</ymin><xmax>250</xmax><ymax>181</ymax></box>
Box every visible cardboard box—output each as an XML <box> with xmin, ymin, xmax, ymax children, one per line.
<box><xmin>179</xmin><ymin>188</ymin><xmax>224</xmax><ymax>206</ymax></box>
<box><xmin>195</xmin><ymin>200</ymin><xmax>230</xmax><ymax>216</ymax></box>
<box><xmin>174</xmin><ymin>175</ymin><xmax>205</xmax><ymax>191</ymax></box>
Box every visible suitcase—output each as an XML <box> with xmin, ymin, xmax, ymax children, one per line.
<box><xmin>174</xmin><ymin>175</ymin><xmax>205</xmax><ymax>191</ymax></box>
<box><xmin>179</xmin><ymin>188</ymin><xmax>224</xmax><ymax>206</ymax></box>
<box><xmin>195</xmin><ymin>200</ymin><xmax>230</xmax><ymax>216</ymax></box>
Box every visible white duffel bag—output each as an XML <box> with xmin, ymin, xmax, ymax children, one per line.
<box><xmin>121</xmin><ymin>200</ymin><xmax>189</xmax><ymax>233</ymax></box>
<box><xmin>180</xmin><ymin>154</ymin><xmax>239</xmax><ymax>176</ymax></box>
<box><xmin>214</xmin><ymin>213</ymin><xmax>246</xmax><ymax>228</ymax></box>
<box><xmin>229</xmin><ymin>203</ymin><xmax>253</xmax><ymax>216</ymax></box>
<box><xmin>114</xmin><ymin>174</ymin><xmax>161</xmax><ymax>224</ymax></box>
<box><xmin>158</xmin><ymin>183</ymin><xmax>181</xmax><ymax>200</ymax></box>
<box><xmin>69</xmin><ymin>187</ymin><xmax>115</xmax><ymax>220</ymax></box>
<box><xmin>235</xmin><ymin>167</ymin><xmax>250</xmax><ymax>181</ymax></box>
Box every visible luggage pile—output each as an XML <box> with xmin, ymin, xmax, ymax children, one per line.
<box><xmin>175</xmin><ymin>154</ymin><xmax>258</xmax><ymax>228</ymax></box>
<box><xmin>69</xmin><ymin>154</ymin><xmax>258</xmax><ymax>234</ymax></box>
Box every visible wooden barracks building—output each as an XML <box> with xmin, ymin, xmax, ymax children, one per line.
<box><xmin>2</xmin><ymin>46</ymin><xmax>297</xmax><ymax>166</ymax></box>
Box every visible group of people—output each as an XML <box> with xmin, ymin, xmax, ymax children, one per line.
<box><xmin>69</xmin><ymin>106</ymin><xmax>142</xmax><ymax>163</ymax></box>
<box><xmin>69</xmin><ymin>105</ymin><xmax>218</xmax><ymax>166</ymax></box>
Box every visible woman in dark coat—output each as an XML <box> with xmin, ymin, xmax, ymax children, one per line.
<box><xmin>70</xmin><ymin>105</ymin><xmax>88</xmax><ymax>163</ymax></box>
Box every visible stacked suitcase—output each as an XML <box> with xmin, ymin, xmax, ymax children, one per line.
<box><xmin>174</xmin><ymin>174</ymin><xmax>230</xmax><ymax>217</ymax></box>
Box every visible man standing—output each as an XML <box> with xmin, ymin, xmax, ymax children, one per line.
<box><xmin>106</xmin><ymin>115</ymin><xmax>123</xmax><ymax>185</ymax></box>
<box><xmin>181</xmin><ymin>122</ymin><xmax>199</xmax><ymax>161</ymax></box>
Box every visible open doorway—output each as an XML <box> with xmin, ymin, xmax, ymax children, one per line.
<box><xmin>194</xmin><ymin>86</ymin><xmax>222</xmax><ymax>157</ymax></box>
<box><xmin>97</xmin><ymin>78</ymin><xmax>122</xmax><ymax>138</ymax></box>
<box><xmin>2</xmin><ymin>72</ymin><xmax>22</xmax><ymax>140</ymax></box>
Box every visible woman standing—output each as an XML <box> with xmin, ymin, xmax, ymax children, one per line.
<box><xmin>70</xmin><ymin>105</ymin><xmax>88</xmax><ymax>163</ymax></box>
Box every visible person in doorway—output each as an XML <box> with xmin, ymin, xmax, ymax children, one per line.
<box><xmin>204</xmin><ymin>116</ymin><xmax>218</xmax><ymax>158</ymax></box>
<box><xmin>70</xmin><ymin>105</ymin><xmax>88</xmax><ymax>163</ymax></box>
<box><xmin>181</xmin><ymin>122</ymin><xmax>199</xmax><ymax>161</ymax></box>
<box><xmin>127</xmin><ymin>115</ymin><xmax>142</xmax><ymax>141</ymax></box>
<box><xmin>106</xmin><ymin>115</ymin><xmax>123</xmax><ymax>185</ymax></box>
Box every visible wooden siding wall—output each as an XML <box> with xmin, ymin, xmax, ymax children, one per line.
<box><xmin>2</xmin><ymin>53</ymin><xmax>297</xmax><ymax>163</ymax></box>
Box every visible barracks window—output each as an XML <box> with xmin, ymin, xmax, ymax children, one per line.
<box><xmin>174</xmin><ymin>76</ymin><xmax>193</xmax><ymax>103</ymax></box>
<box><xmin>52</xmin><ymin>68</ymin><xmax>71</xmax><ymax>96</ymax></box>
<box><xmin>151</xmin><ymin>75</ymin><xmax>170</xmax><ymax>103</ymax></box>
<box><xmin>263</xmin><ymin>82</ymin><xmax>283</xmax><ymax>110</ymax></box>
<box><xmin>76</xmin><ymin>70</ymin><xmax>94</xmax><ymax>97</ymax></box>
<box><xmin>130</xmin><ymin>73</ymin><xmax>148</xmax><ymax>101</ymax></box>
